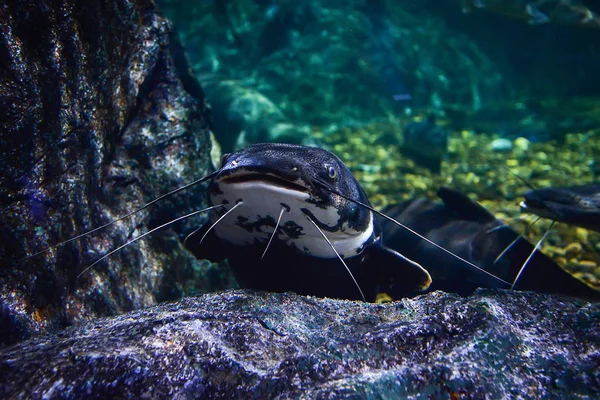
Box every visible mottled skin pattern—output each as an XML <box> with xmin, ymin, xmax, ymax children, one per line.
<box><xmin>211</xmin><ymin>143</ymin><xmax>371</xmax><ymax>233</ymax></box>
<box><xmin>521</xmin><ymin>183</ymin><xmax>600</xmax><ymax>232</ymax></box>
<box><xmin>185</xmin><ymin>143</ymin><xmax>431</xmax><ymax>301</ymax></box>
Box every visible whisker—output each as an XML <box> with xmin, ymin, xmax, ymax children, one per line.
<box><xmin>315</xmin><ymin>182</ymin><xmax>511</xmax><ymax>287</ymax></box>
<box><xmin>76</xmin><ymin>204</ymin><xmax>224</xmax><ymax>279</ymax></box>
<box><xmin>493</xmin><ymin>216</ymin><xmax>541</xmax><ymax>265</ymax></box>
<box><xmin>304</xmin><ymin>214</ymin><xmax>366</xmax><ymax>302</ymax></box>
<box><xmin>502</xmin><ymin>165</ymin><xmax>539</xmax><ymax>194</ymax></box>
<box><xmin>510</xmin><ymin>221</ymin><xmax>555</xmax><ymax>290</ymax></box>
<box><xmin>22</xmin><ymin>171</ymin><xmax>220</xmax><ymax>261</ymax></box>
<box><xmin>199</xmin><ymin>201</ymin><xmax>244</xmax><ymax>245</ymax></box>
<box><xmin>502</xmin><ymin>165</ymin><xmax>557</xmax><ymax>220</ymax></box>
<box><xmin>262</xmin><ymin>206</ymin><xmax>286</xmax><ymax>260</ymax></box>
<box><xmin>485</xmin><ymin>223</ymin><xmax>510</xmax><ymax>234</ymax></box>
<box><xmin>493</xmin><ymin>234</ymin><xmax>523</xmax><ymax>265</ymax></box>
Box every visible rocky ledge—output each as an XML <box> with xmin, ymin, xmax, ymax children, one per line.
<box><xmin>0</xmin><ymin>289</ymin><xmax>598</xmax><ymax>398</ymax></box>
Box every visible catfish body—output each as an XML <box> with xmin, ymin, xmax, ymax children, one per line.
<box><xmin>382</xmin><ymin>187</ymin><xmax>600</xmax><ymax>299</ymax></box>
<box><xmin>402</xmin><ymin>114</ymin><xmax>447</xmax><ymax>173</ymax></box>
<box><xmin>185</xmin><ymin>143</ymin><xmax>431</xmax><ymax>301</ymax></box>
<box><xmin>520</xmin><ymin>183</ymin><xmax>600</xmax><ymax>233</ymax></box>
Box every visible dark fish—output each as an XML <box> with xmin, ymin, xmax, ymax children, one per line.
<box><xmin>462</xmin><ymin>0</ymin><xmax>600</xmax><ymax>27</ymax></box>
<box><xmin>44</xmin><ymin>145</ymin><xmax>595</xmax><ymax>302</ymax></box>
<box><xmin>462</xmin><ymin>0</ymin><xmax>550</xmax><ymax>24</ymax></box>
<box><xmin>402</xmin><ymin>114</ymin><xmax>447</xmax><ymax>173</ymax></box>
<box><xmin>520</xmin><ymin>184</ymin><xmax>600</xmax><ymax>233</ymax></box>
<box><xmin>381</xmin><ymin>187</ymin><xmax>600</xmax><ymax>299</ymax></box>
<box><xmin>184</xmin><ymin>143</ymin><xmax>432</xmax><ymax>301</ymax></box>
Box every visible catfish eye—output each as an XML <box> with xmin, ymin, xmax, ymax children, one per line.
<box><xmin>220</xmin><ymin>153</ymin><xmax>231</xmax><ymax>167</ymax></box>
<box><xmin>326</xmin><ymin>165</ymin><xmax>336</xmax><ymax>179</ymax></box>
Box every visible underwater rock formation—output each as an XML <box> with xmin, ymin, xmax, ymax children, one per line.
<box><xmin>0</xmin><ymin>0</ymin><xmax>228</xmax><ymax>346</ymax></box>
<box><xmin>0</xmin><ymin>289</ymin><xmax>598</xmax><ymax>398</ymax></box>
<box><xmin>204</xmin><ymin>80</ymin><xmax>311</xmax><ymax>152</ymax></box>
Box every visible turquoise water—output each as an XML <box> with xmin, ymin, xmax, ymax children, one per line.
<box><xmin>158</xmin><ymin>0</ymin><xmax>600</xmax><ymax>137</ymax></box>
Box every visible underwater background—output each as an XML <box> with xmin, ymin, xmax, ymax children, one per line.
<box><xmin>157</xmin><ymin>0</ymin><xmax>600</xmax><ymax>289</ymax></box>
<box><xmin>2</xmin><ymin>1</ymin><xmax>600</xmax><ymax>396</ymax></box>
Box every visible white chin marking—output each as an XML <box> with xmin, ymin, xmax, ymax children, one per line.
<box><xmin>520</xmin><ymin>201</ymin><xmax>553</xmax><ymax>218</ymax></box>
<box><xmin>211</xmin><ymin>181</ymin><xmax>374</xmax><ymax>259</ymax></box>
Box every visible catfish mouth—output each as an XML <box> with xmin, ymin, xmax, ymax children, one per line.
<box><xmin>521</xmin><ymin>198</ymin><xmax>546</xmax><ymax>211</ymax></box>
<box><xmin>217</xmin><ymin>171</ymin><xmax>312</xmax><ymax>193</ymax></box>
<box><xmin>520</xmin><ymin>198</ymin><xmax>558</xmax><ymax>219</ymax></box>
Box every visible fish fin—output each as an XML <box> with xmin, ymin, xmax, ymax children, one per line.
<box><xmin>437</xmin><ymin>186</ymin><xmax>496</xmax><ymax>223</ymax></box>
<box><xmin>184</xmin><ymin>223</ymin><xmax>227</xmax><ymax>262</ymax></box>
<box><xmin>368</xmin><ymin>245</ymin><xmax>432</xmax><ymax>294</ymax></box>
<box><xmin>526</xmin><ymin>4</ymin><xmax>550</xmax><ymax>24</ymax></box>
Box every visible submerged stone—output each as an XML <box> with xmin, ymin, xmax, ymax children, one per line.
<box><xmin>0</xmin><ymin>289</ymin><xmax>598</xmax><ymax>398</ymax></box>
<box><xmin>0</xmin><ymin>0</ymin><xmax>228</xmax><ymax>346</ymax></box>
<box><xmin>489</xmin><ymin>138</ymin><xmax>513</xmax><ymax>152</ymax></box>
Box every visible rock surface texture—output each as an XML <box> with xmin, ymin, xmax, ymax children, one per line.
<box><xmin>0</xmin><ymin>0</ymin><xmax>224</xmax><ymax>346</ymax></box>
<box><xmin>0</xmin><ymin>289</ymin><xmax>598</xmax><ymax>398</ymax></box>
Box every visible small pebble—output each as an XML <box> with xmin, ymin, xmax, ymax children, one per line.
<box><xmin>545</xmin><ymin>246</ymin><xmax>566</xmax><ymax>257</ymax></box>
<box><xmin>575</xmin><ymin>228</ymin><xmax>588</xmax><ymax>243</ymax></box>
<box><xmin>568</xmin><ymin>257</ymin><xmax>579</xmax><ymax>267</ymax></box>
<box><xmin>376</xmin><ymin>293</ymin><xmax>393</xmax><ymax>303</ymax></box>
<box><xmin>349</xmin><ymin>137</ymin><xmax>363</xmax><ymax>146</ymax></box>
<box><xmin>514</xmin><ymin>137</ymin><xmax>530</xmax><ymax>152</ymax></box>
<box><xmin>573</xmin><ymin>272</ymin><xmax>598</xmax><ymax>286</ymax></box>
<box><xmin>465</xmin><ymin>172</ymin><xmax>480</xmax><ymax>185</ymax></box>
<box><xmin>489</xmin><ymin>138</ymin><xmax>512</xmax><ymax>152</ymax></box>
<box><xmin>357</xmin><ymin>164</ymin><xmax>381</xmax><ymax>173</ymax></box>
<box><xmin>564</xmin><ymin>242</ymin><xmax>583</xmax><ymax>256</ymax></box>
<box><xmin>460</xmin><ymin>130</ymin><xmax>474</xmax><ymax>139</ymax></box>
<box><xmin>577</xmin><ymin>260</ymin><xmax>597</xmax><ymax>272</ymax></box>
<box><xmin>535</xmin><ymin>151</ymin><xmax>548</xmax><ymax>162</ymax></box>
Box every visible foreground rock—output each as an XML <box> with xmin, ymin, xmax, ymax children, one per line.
<box><xmin>0</xmin><ymin>289</ymin><xmax>598</xmax><ymax>398</ymax></box>
<box><xmin>0</xmin><ymin>0</ymin><xmax>229</xmax><ymax>346</ymax></box>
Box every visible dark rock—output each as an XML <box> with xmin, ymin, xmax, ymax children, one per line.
<box><xmin>0</xmin><ymin>0</ymin><xmax>234</xmax><ymax>346</ymax></box>
<box><xmin>0</xmin><ymin>289</ymin><xmax>598</xmax><ymax>398</ymax></box>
